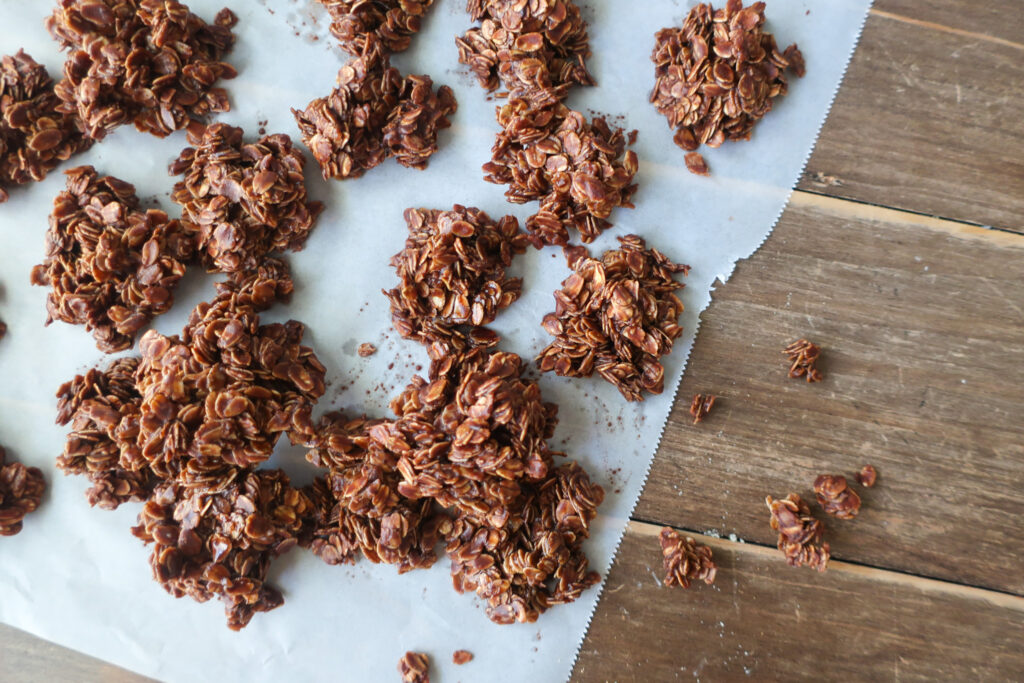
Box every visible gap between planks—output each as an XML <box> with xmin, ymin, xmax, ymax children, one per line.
<box><xmin>626</xmin><ymin>519</ymin><xmax>1024</xmax><ymax>612</ymax></box>
<box><xmin>790</xmin><ymin>190</ymin><xmax>1024</xmax><ymax>248</ymax></box>
<box><xmin>869</xmin><ymin>8</ymin><xmax>1024</xmax><ymax>52</ymax></box>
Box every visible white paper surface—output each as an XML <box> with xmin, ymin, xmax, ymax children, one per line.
<box><xmin>0</xmin><ymin>1</ymin><xmax>871</xmax><ymax>680</ymax></box>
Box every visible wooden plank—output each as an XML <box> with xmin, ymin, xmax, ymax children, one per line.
<box><xmin>0</xmin><ymin>624</ymin><xmax>149</xmax><ymax>682</ymax></box>
<box><xmin>573</xmin><ymin>522</ymin><xmax>1024</xmax><ymax>682</ymax></box>
<box><xmin>873</xmin><ymin>1</ymin><xmax>1024</xmax><ymax>46</ymax></box>
<box><xmin>635</xmin><ymin>192</ymin><xmax>1024</xmax><ymax>595</ymax></box>
<box><xmin>798</xmin><ymin>12</ymin><xmax>1024</xmax><ymax>233</ymax></box>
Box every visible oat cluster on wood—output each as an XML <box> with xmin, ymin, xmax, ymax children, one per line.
<box><xmin>47</xmin><ymin>1</ymin><xmax>239</xmax><ymax>140</ymax></box>
<box><xmin>317</xmin><ymin>0</ymin><xmax>436</xmax><ymax>56</ymax></box>
<box><xmin>651</xmin><ymin>0</ymin><xmax>804</xmax><ymax>152</ymax></box>
<box><xmin>765</xmin><ymin>493</ymin><xmax>830</xmax><ymax>572</ymax></box>
<box><xmin>457</xmin><ymin>0</ymin><xmax>593</xmax><ymax>101</ymax></box>
<box><xmin>814</xmin><ymin>474</ymin><xmax>862</xmax><ymax>519</ymax></box>
<box><xmin>537</xmin><ymin>235</ymin><xmax>689</xmax><ymax>401</ymax></box>
<box><xmin>170</xmin><ymin>122</ymin><xmax>324</xmax><ymax>273</ymax></box>
<box><xmin>0</xmin><ymin>50</ymin><xmax>92</xmax><ymax>203</ymax></box>
<box><xmin>784</xmin><ymin>338</ymin><xmax>823</xmax><ymax>382</ymax></box>
<box><xmin>689</xmin><ymin>393</ymin><xmax>716</xmax><ymax>424</ymax></box>
<box><xmin>385</xmin><ymin>205</ymin><xmax>529</xmax><ymax>347</ymax></box>
<box><xmin>856</xmin><ymin>464</ymin><xmax>877</xmax><ymax>488</ymax></box>
<box><xmin>0</xmin><ymin>446</ymin><xmax>46</xmax><ymax>537</ymax></box>
<box><xmin>484</xmin><ymin>98</ymin><xmax>639</xmax><ymax>246</ymax></box>
<box><xmin>659</xmin><ymin>527</ymin><xmax>717</xmax><ymax>588</ymax></box>
<box><xmin>31</xmin><ymin>166</ymin><xmax>197</xmax><ymax>353</ymax></box>
<box><xmin>294</xmin><ymin>37</ymin><xmax>456</xmax><ymax>180</ymax></box>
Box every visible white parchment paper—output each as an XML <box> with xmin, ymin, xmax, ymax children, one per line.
<box><xmin>0</xmin><ymin>1</ymin><xmax>871</xmax><ymax>680</ymax></box>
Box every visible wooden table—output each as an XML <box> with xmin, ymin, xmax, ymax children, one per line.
<box><xmin>4</xmin><ymin>2</ymin><xmax>1023</xmax><ymax>680</ymax></box>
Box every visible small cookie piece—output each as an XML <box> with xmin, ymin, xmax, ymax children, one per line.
<box><xmin>659</xmin><ymin>527</ymin><xmax>717</xmax><ymax>588</ymax></box>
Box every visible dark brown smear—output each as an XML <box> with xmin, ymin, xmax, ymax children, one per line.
<box><xmin>452</xmin><ymin>649</ymin><xmax>473</xmax><ymax>665</ymax></box>
<box><xmin>484</xmin><ymin>97</ymin><xmax>638</xmax><ymax>246</ymax></box>
<box><xmin>457</xmin><ymin>0</ymin><xmax>593</xmax><ymax>102</ymax></box>
<box><xmin>384</xmin><ymin>205</ymin><xmax>528</xmax><ymax>348</ymax></box>
<box><xmin>358</xmin><ymin>342</ymin><xmax>378</xmax><ymax>357</ymax></box>
<box><xmin>651</xmin><ymin>0</ymin><xmax>804</xmax><ymax>152</ymax></box>
<box><xmin>0</xmin><ymin>320</ymin><xmax>6</xmax><ymax>340</ymax></box>
<box><xmin>814</xmin><ymin>474</ymin><xmax>861</xmax><ymax>519</ymax></box>
<box><xmin>294</xmin><ymin>37</ymin><xmax>456</xmax><ymax>180</ymax></box>
<box><xmin>398</xmin><ymin>651</ymin><xmax>430</xmax><ymax>683</ymax></box>
<box><xmin>47</xmin><ymin>0</ymin><xmax>238</xmax><ymax>140</ymax></box>
<box><xmin>0</xmin><ymin>446</ymin><xmax>46</xmax><ymax>536</ymax></box>
<box><xmin>765</xmin><ymin>493</ymin><xmax>830</xmax><ymax>572</ymax></box>
<box><xmin>784</xmin><ymin>338</ymin><xmax>823</xmax><ymax>382</ymax></box>
<box><xmin>856</xmin><ymin>464</ymin><xmax>878</xmax><ymax>488</ymax></box>
<box><xmin>0</xmin><ymin>50</ymin><xmax>92</xmax><ymax>203</ymax></box>
<box><xmin>659</xmin><ymin>527</ymin><xmax>716</xmax><ymax>588</ymax></box>
<box><xmin>170</xmin><ymin>122</ymin><xmax>323</xmax><ymax>273</ymax></box>
<box><xmin>689</xmin><ymin>393</ymin><xmax>716</xmax><ymax>424</ymax></box>
<box><xmin>537</xmin><ymin>235</ymin><xmax>689</xmax><ymax>402</ymax></box>
<box><xmin>317</xmin><ymin>0</ymin><xmax>436</xmax><ymax>56</ymax></box>
<box><xmin>30</xmin><ymin>166</ymin><xmax>197</xmax><ymax>353</ymax></box>
<box><xmin>684</xmin><ymin>151</ymin><xmax>710</xmax><ymax>176</ymax></box>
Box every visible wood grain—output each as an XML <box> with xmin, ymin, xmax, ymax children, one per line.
<box><xmin>873</xmin><ymin>1</ymin><xmax>1024</xmax><ymax>46</ymax></box>
<box><xmin>799</xmin><ymin>12</ymin><xmax>1024</xmax><ymax>233</ymax></box>
<box><xmin>636</xmin><ymin>191</ymin><xmax>1024</xmax><ymax>595</ymax></box>
<box><xmin>573</xmin><ymin>523</ymin><xmax>1024</xmax><ymax>682</ymax></box>
<box><xmin>0</xmin><ymin>624</ymin><xmax>149</xmax><ymax>683</ymax></box>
